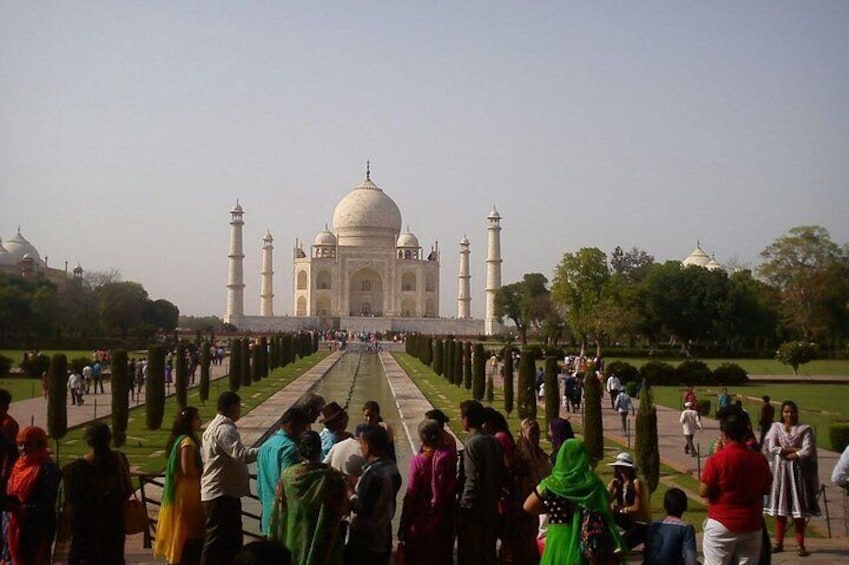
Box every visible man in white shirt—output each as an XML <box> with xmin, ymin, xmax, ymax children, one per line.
<box><xmin>66</xmin><ymin>370</ymin><xmax>84</xmax><ymax>406</ymax></box>
<box><xmin>200</xmin><ymin>392</ymin><xmax>258</xmax><ymax>565</ymax></box>
<box><xmin>606</xmin><ymin>373</ymin><xmax>621</xmax><ymax>410</ymax></box>
<box><xmin>679</xmin><ymin>402</ymin><xmax>703</xmax><ymax>457</ymax></box>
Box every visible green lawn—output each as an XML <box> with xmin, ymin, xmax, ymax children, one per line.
<box><xmin>648</xmin><ymin>383</ymin><xmax>849</xmax><ymax>450</ymax></box>
<box><xmin>49</xmin><ymin>351</ymin><xmax>329</xmax><ymax>485</ymax></box>
<box><xmin>1</xmin><ymin>350</ymin><xmax>95</xmax><ymax>364</ymax></box>
<box><xmin>0</xmin><ymin>377</ymin><xmax>45</xmax><ymax>401</ymax></box>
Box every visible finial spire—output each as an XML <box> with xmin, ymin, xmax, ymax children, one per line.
<box><xmin>366</xmin><ymin>160</ymin><xmax>371</xmax><ymax>180</ymax></box>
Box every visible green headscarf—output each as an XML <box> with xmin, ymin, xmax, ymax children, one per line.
<box><xmin>539</xmin><ymin>439</ymin><xmax>626</xmax><ymax>563</ymax></box>
<box><xmin>161</xmin><ymin>434</ymin><xmax>201</xmax><ymax>506</ymax></box>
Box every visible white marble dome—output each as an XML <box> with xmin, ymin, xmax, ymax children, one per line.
<box><xmin>332</xmin><ymin>175</ymin><xmax>402</xmax><ymax>247</ymax></box>
<box><xmin>3</xmin><ymin>229</ymin><xmax>43</xmax><ymax>264</ymax></box>
<box><xmin>314</xmin><ymin>228</ymin><xmax>337</xmax><ymax>246</ymax></box>
<box><xmin>682</xmin><ymin>244</ymin><xmax>710</xmax><ymax>268</ymax></box>
<box><xmin>397</xmin><ymin>231</ymin><xmax>419</xmax><ymax>248</ymax></box>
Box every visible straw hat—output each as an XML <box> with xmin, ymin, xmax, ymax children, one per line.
<box><xmin>608</xmin><ymin>452</ymin><xmax>637</xmax><ymax>469</ymax></box>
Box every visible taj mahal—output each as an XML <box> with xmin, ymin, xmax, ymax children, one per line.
<box><xmin>224</xmin><ymin>167</ymin><xmax>504</xmax><ymax>335</ymax></box>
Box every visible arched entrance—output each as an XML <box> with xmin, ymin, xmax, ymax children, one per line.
<box><xmin>349</xmin><ymin>268</ymin><xmax>383</xmax><ymax>316</ymax></box>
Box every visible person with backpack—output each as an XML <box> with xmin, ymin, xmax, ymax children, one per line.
<box><xmin>524</xmin><ymin>439</ymin><xmax>626</xmax><ymax>565</ymax></box>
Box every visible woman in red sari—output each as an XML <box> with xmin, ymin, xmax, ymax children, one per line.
<box><xmin>1</xmin><ymin>426</ymin><xmax>61</xmax><ymax>564</ymax></box>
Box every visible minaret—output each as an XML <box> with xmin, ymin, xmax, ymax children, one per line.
<box><xmin>458</xmin><ymin>235</ymin><xmax>471</xmax><ymax>318</ymax></box>
<box><xmin>225</xmin><ymin>200</ymin><xmax>245</xmax><ymax>325</ymax></box>
<box><xmin>260</xmin><ymin>229</ymin><xmax>274</xmax><ymax>317</ymax></box>
<box><xmin>484</xmin><ymin>207</ymin><xmax>502</xmax><ymax>335</ymax></box>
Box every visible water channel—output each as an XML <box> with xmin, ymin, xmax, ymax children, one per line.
<box><xmin>247</xmin><ymin>347</ymin><xmax>413</xmax><ymax>538</ymax></box>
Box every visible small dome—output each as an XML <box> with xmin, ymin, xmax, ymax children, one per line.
<box><xmin>682</xmin><ymin>243</ymin><xmax>710</xmax><ymax>268</ymax></box>
<box><xmin>332</xmin><ymin>175</ymin><xmax>402</xmax><ymax>247</ymax></box>
<box><xmin>397</xmin><ymin>231</ymin><xmax>419</xmax><ymax>248</ymax></box>
<box><xmin>263</xmin><ymin>229</ymin><xmax>273</xmax><ymax>243</ymax></box>
<box><xmin>231</xmin><ymin>200</ymin><xmax>244</xmax><ymax>213</ymax></box>
<box><xmin>3</xmin><ymin>229</ymin><xmax>42</xmax><ymax>264</ymax></box>
<box><xmin>73</xmin><ymin>263</ymin><xmax>84</xmax><ymax>273</ymax></box>
<box><xmin>488</xmin><ymin>207</ymin><xmax>501</xmax><ymax>221</ymax></box>
<box><xmin>314</xmin><ymin>229</ymin><xmax>337</xmax><ymax>246</ymax></box>
<box><xmin>459</xmin><ymin>235</ymin><xmax>470</xmax><ymax>246</ymax></box>
<box><xmin>705</xmin><ymin>257</ymin><xmax>722</xmax><ymax>271</ymax></box>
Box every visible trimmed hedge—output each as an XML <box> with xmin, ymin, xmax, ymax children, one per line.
<box><xmin>625</xmin><ymin>381</ymin><xmax>640</xmax><ymax>398</ymax></box>
<box><xmin>676</xmin><ymin>360</ymin><xmax>712</xmax><ymax>386</ymax></box>
<box><xmin>605</xmin><ymin>361</ymin><xmax>639</xmax><ymax>384</ymax></box>
<box><xmin>713</xmin><ymin>363</ymin><xmax>749</xmax><ymax>386</ymax></box>
<box><xmin>697</xmin><ymin>399</ymin><xmax>712</xmax><ymax>417</ymax></box>
<box><xmin>639</xmin><ymin>360</ymin><xmax>677</xmax><ymax>386</ymax></box>
<box><xmin>0</xmin><ymin>355</ymin><xmax>12</xmax><ymax>377</ymax></box>
<box><xmin>829</xmin><ymin>423</ymin><xmax>849</xmax><ymax>453</ymax></box>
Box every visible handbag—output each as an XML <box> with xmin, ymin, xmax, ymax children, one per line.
<box><xmin>119</xmin><ymin>452</ymin><xmax>148</xmax><ymax>535</ymax></box>
<box><xmin>124</xmin><ymin>496</ymin><xmax>148</xmax><ymax>535</ymax></box>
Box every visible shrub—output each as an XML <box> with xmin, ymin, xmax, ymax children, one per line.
<box><xmin>676</xmin><ymin>360</ymin><xmax>712</xmax><ymax>386</ymax></box>
<box><xmin>20</xmin><ymin>353</ymin><xmax>50</xmax><ymax>378</ymax></box>
<box><xmin>713</xmin><ymin>363</ymin><xmax>749</xmax><ymax>386</ymax></box>
<box><xmin>776</xmin><ymin>341</ymin><xmax>818</xmax><ymax>375</ymax></box>
<box><xmin>605</xmin><ymin>361</ymin><xmax>639</xmax><ymax>384</ymax></box>
<box><xmin>640</xmin><ymin>361</ymin><xmax>676</xmax><ymax>386</ymax></box>
<box><xmin>697</xmin><ymin>400</ymin><xmax>712</xmax><ymax>417</ymax></box>
<box><xmin>625</xmin><ymin>381</ymin><xmax>640</xmax><ymax>398</ymax></box>
<box><xmin>828</xmin><ymin>423</ymin><xmax>849</xmax><ymax>452</ymax></box>
<box><xmin>0</xmin><ymin>355</ymin><xmax>12</xmax><ymax>377</ymax></box>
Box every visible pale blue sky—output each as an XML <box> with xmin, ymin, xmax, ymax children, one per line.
<box><xmin>2</xmin><ymin>2</ymin><xmax>847</xmax><ymax>318</ymax></box>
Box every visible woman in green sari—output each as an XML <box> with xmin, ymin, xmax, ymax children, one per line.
<box><xmin>523</xmin><ymin>439</ymin><xmax>626</xmax><ymax>564</ymax></box>
<box><xmin>270</xmin><ymin>430</ymin><xmax>349</xmax><ymax>565</ymax></box>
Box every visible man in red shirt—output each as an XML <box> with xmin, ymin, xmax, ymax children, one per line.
<box><xmin>700</xmin><ymin>408</ymin><xmax>772</xmax><ymax>564</ymax></box>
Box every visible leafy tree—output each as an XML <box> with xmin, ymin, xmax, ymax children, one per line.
<box><xmin>610</xmin><ymin>246</ymin><xmax>655</xmax><ymax>282</ymax></box>
<box><xmin>635</xmin><ymin>383</ymin><xmax>660</xmax><ymax>493</ymax></box>
<box><xmin>110</xmin><ymin>349</ymin><xmax>130</xmax><ymax>448</ymax></box>
<box><xmin>144</xmin><ymin>299</ymin><xmax>180</xmax><ymax>331</ymax></box>
<box><xmin>582</xmin><ymin>373</ymin><xmax>604</xmax><ymax>466</ymax></box>
<box><xmin>517</xmin><ymin>350</ymin><xmax>537</xmax><ymax>420</ymax></box>
<box><xmin>47</xmin><ymin>354</ymin><xmax>68</xmax><ymax>441</ymax></box>
<box><xmin>146</xmin><ymin>345</ymin><xmax>166</xmax><ymax>429</ymax></box>
<box><xmin>494</xmin><ymin>273</ymin><xmax>552</xmax><ymax>345</ymax></box>
<box><xmin>96</xmin><ymin>281</ymin><xmax>149</xmax><ymax>337</ymax></box>
<box><xmin>552</xmin><ymin>248</ymin><xmax>611</xmax><ymax>355</ymax></box>
<box><xmin>759</xmin><ymin>225</ymin><xmax>848</xmax><ymax>341</ymax></box>
<box><xmin>776</xmin><ymin>341</ymin><xmax>818</xmax><ymax>376</ymax></box>
<box><xmin>503</xmin><ymin>348</ymin><xmax>515</xmax><ymax>415</ymax></box>
<box><xmin>199</xmin><ymin>341</ymin><xmax>211</xmax><ymax>405</ymax></box>
<box><xmin>544</xmin><ymin>356</ymin><xmax>559</xmax><ymax>429</ymax></box>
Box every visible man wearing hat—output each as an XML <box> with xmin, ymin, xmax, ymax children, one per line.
<box><xmin>680</xmin><ymin>402</ymin><xmax>703</xmax><ymax>457</ymax></box>
<box><xmin>319</xmin><ymin>401</ymin><xmax>351</xmax><ymax>459</ymax></box>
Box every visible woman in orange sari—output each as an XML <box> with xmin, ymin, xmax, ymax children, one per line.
<box><xmin>1</xmin><ymin>426</ymin><xmax>61</xmax><ymax>564</ymax></box>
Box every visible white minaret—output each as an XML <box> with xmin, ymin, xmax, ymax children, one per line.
<box><xmin>225</xmin><ymin>200</ymin><xmax>245</xmax><ymax>325</ymax></box>
<box><xmin>484</xmin><ymin>207</ymin><xmax>502</xmax><ymax>335</ymax></box>
<box><xmin>260</xmin><ymin>229</ymin><xmax>274</xmax><ymax>317</ymax></box>
<box><xmin>458</xmin><ymin>235</ymin><xmax>471</xmax><ymax>319</ymax></box>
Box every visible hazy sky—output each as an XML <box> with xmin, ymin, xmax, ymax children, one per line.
<box><xmin>2</xmin><ymin>2</ymin><xmax>848</xmax><ymax>319</ymax></box>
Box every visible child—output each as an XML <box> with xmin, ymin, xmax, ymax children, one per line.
<box><xmin>644</xmin><ymin>488</ymin><xmax>697</xmax><ymax>565</ymax></box>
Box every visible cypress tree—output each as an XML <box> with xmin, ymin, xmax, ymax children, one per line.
<box><xmin>241</xmin><ymin>339</ymin><xmax>252</xmax><ymax>387</ymax></box>
<box><xmin>453</xmin><ymin>341</ymin><xmax>463</xmax><ymax>386</ymax></box>
<box><xmin>199</xmin><ymin>341</ymin><xmax>211</xmax><ymax>406</ymax></box>
<box><xmin>147</xmin><ymin>345</ymin><xmax>166</xmax><ymax>429</ymax></box>
<box><xmin>422</xmin><ymin>337</ymin><xmax>433</xmax><ymax>366</ymax></box>
<box><xmin>544</xmin><ymin>356</ymin><xmax>559</xmax><ymax>430</ymax></box>
<box><xmin>635</xmin><ymin>382</ymin><xmax>660</xmax><ymax>494</ymax></box>
<box><xmin>518</xmin><ymin>350</ymin><xmax>537</xmax><ymax>420</ymax></box>
<box><xmin>47</xmin><ymin>353</ymin><xmax>68</xmax><ymax>441</ymax></box>
<box><xmin>110</xmin><ymin>349</ymin><xmax>130</xmax><ymax>448</ymax></box>
<box><xmin>433</xmin><ymin>339</ymin><xmax>444</xmax><ymax>376</ymax></box>
<box><xmin>472</xmin><ymin>343</ymin><xmax>485</xmax><ymax>400</ymax></box>
<box><xmin>444</xmin><ymin>340</ymin><xmax>454</xmax><ymax>383</ymax></box>
<box><xmin>251</xmin><ymin>343</ymin><xmax>261</xmax><ymax>382</ymax></box>
<box><xmin>583</xmin><ymin>372</ymin><xmax>604</xmax><ymax>467</ymax></box>
<box><xmin>175</xmin><ymin>343</ymin><xmax>188</xmax><ymax>410</ymax></box>
<box><xmin>503</xmin><ymin>348</ymin><xmax>514</xmax><ymax>415</ymax></box>
<box><xmin>259</xmin><ymin>336</ymin><xmax>268</xmax><ymax>378</ymax></box>
<box><xmin>464</xmin><ymin>342</ymin><xmax>473</xmax><ymax>391</ymax></box>
<box><xmin>269</xmin><ymin>336</ymin><xmax>278</xmax><ymax>370</ymax></box>
<box><xmin>312</xmin><ymin>332</ymin><xmax>319</xmax><ymax>354</ymax></box>
<box><xmin>229</xmin><ymin>339</ymin><xmax>242</xmax><ymax>392</ymax></box>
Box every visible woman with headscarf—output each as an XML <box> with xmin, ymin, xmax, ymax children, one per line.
<box><xmin>398</xmin><ymin>419</ymin><xmax>457</xmax><ymax>565</ymax></box>
<box><xmin>514</xmin><ymin>419</ymin><xmax>552</xmax><ymax>565</ymax></box>
<box><xmin>764</xmin><ymin>400</ymin><xmax>820</xmax><ymax>557</ymax></box>
<box><xmin>154</xmin><ymin>407</ymin><xmax>205</xmax><ymax>565</ymax></box>
<box><xmin>548</xmin><ymin>417</ymin><xmax>574</xmax><ymax>463</ymax></box>
<box><xmin>59</xmin><ymin>421</ymin><xmax>133</xmax><ymax>564</ymax></box>
<box><xmin>1</xmin><ymin>426</ymin><xmax>61</xmax><ymax>564</ymax></box>
<box><xmin>270</xmin><ymin>430</ymin><xmax>348</xmax><ymax>565</ymax></box>
<box><xmin>524</xmin><ymin>439</ymin><xmax>626</xmax><ymax>565</ymax></box>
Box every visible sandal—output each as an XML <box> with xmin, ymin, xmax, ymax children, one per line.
<box><xmin>772</xmin><ymin>544</ymin><xmax>784</xmax><ymax>553</ymax></box>
<box><xmin>797</xmin><ymin>547</ymin><xmax>810</xmax><ymax>557</ymax></box>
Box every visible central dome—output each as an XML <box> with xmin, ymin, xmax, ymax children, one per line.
<box><xmin>332</xmin><ymin>175</ymin><xmax>402</xmax><ymax>247</ymax></box>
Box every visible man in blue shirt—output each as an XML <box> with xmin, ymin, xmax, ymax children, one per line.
<box><xmin>256</xmin><ymin>407</ymin><xmax>310</xmax><ymax>535</ymax></box>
